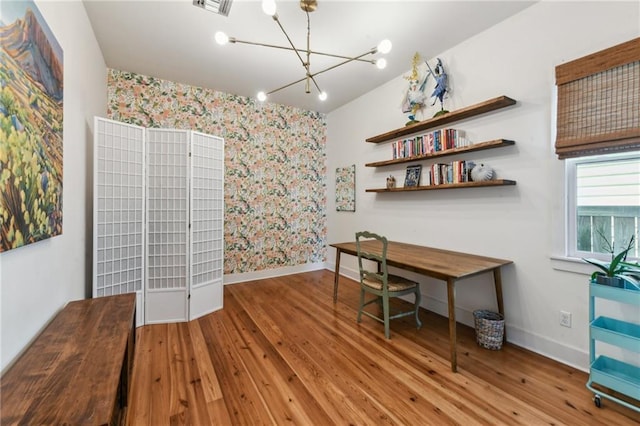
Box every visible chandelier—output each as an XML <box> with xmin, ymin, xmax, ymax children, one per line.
<box><xmin>214</xmin><ymin>0</ymin><xmax>392</xmax><ymax>103</ymax></box>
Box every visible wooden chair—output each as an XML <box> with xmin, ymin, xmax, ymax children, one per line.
<box><xmin>355</xmin><ymin>231</ymin><xmax>422</xmax><ymax>339</ymax></box>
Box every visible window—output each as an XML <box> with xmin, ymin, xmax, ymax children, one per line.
<box><xmin>566</xmin><ymin>152</ymin><xmax>640</xmax><ymax>261</ymax></box>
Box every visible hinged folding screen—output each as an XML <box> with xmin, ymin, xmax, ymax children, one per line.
<box><xmin>145</xmin><ymin>129</ymin><xmax>190</xmax><ymax>323</ymax></box>
<box><xmin>145</xmin><ymin>129</ymin><xmax>225</xmax><ymax>322</ymax></box>
<box><xmin>189</xmin><ymin>132</ymin><xmax>225</xmax><ymax>319</ymax></box>
<box><xmin>555</xmin><ymin>37</ymin><xmax>640</xmax><ymax>159</ymax></box>
<box><xmin>94</xmin><ymin>118</ymin><xmax>224</xmax><ymax>325</ymax></box>
<box><xmin>93</xmin><ymin>118</ymin><xmax>145</xmax><ymax>326</ymax></box>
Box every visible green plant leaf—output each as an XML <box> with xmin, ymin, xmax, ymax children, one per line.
<box><xmin>583</xmin><ymin>258</ymin><xmax>613</xmax><ymax>276</ymax></box>
<box><xmin>582</xmin><ymin>234</ymin><xmax>637</xmax><ymax>279</ymax></box>
<box><xmin>609</xmin><ymin>247</ymin><xmax>632</xmax><ymax>275</ymax></box>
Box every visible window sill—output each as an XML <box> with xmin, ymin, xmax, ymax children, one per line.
<box><xmin>550</xmin><ymin>255</ymin><xmax>594</xmax><ymax>275</ymax></box>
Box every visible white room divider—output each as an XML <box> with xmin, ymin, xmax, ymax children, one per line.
<box><xmin>93</xmin><ymin>118</ymin><xmax>146</xmax><ymax>326</ymax></box>
<box><xmin>93</xmin><ymin>118</ymin><xmax>224</xmax><ymax>325</ymax></box>
<box><xmin>188</xmin><ymin>132</ymin><xmax>225</xmax><ymax>320</ymax></box>
<box><xmin>145</xmin><ymin>129</ymin><xmax>190</xmax><ymax>323</ymax></box>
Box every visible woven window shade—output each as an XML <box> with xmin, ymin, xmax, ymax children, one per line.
<box><xmin>555</xmin><ymin>38</ymin><xmax>640</xmax><ymax>159</ymax></box>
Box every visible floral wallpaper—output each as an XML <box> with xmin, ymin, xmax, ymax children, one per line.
<box><xmin>107</xmin><ymin>69</ymin><xmax>327</xmax><ymax>274</ymax></box>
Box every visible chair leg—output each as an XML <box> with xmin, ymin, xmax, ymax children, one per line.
<box><xmin>415</xmin><ymin>286</ymin><xmax>423</xmax><ymax>329</ymax></box>
<box><xmin>382</xmin><ymin>294</ymin><xmax>391</xmax><ymax>339</ymax></box>
<box><xmin>357</xmin><ymin>288</ymin><xmax>365</xmax><ymax>323</ymax></box>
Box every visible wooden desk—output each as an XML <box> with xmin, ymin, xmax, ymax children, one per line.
<box><xmin>331</xmin><ymin>240</ymin><xmax>512</xmax><ymax>372</ymax></box>
<box><xmin>1</xmin><ymin>293</ymin><xmax>136</xmax><ymax>425</ymax></box>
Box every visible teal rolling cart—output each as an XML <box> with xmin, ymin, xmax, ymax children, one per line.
<box><xmin>587</xmin><ymin>281</ymin><xmax>640</xmax><ymax>412</ymax></box>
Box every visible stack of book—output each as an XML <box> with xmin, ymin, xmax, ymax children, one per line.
<box><xmin>427</xmin><ymin>160</ymin><xmax>476</xmax><ymax>186</ymax></box>
<box><xmin>391</xmin><ymin>129</ymin><xmax>468</xmax><ymax>159</ymax></box>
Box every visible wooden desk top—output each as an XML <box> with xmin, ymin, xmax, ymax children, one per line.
<box><xmin>330</xmin><ymin>241</ymin><xmax>512</xmax><ymax>281</ymax></box>
<box><xmin>1</xmin><ymin>293</ymin><xmax>136</xmax><ymax>425</ymax></box>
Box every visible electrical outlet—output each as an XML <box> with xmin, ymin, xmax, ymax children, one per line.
<box><xmin>560</xmin><ymin>311</ymin><xmax>572</xmax><ymax>328</ymax></box>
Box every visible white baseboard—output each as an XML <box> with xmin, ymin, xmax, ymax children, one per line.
<box><xmin>502</xmin><ymin>325</ymin><xmax>588</xmax><ymax>372</ymax></box>
<box><xmin>223</xmin><ymin>262</ymin><xmax>326</xmax><ymax>285</ymax></box>
<box><xmin>327</xmin><ymin>264</ymin><xmax>589</xmax><ymax>371</ymax></box>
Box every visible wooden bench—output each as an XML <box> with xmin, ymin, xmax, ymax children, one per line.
<box><xmin>1</xmin><ymin>293</ymin><xmax>136</xmax><ymax>425</ymax></box>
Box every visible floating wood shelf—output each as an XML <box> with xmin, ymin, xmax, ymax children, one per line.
<box><xmin>366</xmin><ymin>96</ymin><xmax>516</xmax><ymax>144</ymax></box>
<box><xmin>365</xmin><ymin>139</ymin><xmax>515</xmax><ymax>167</ymax></box>
<box><xmin>366</xmin><ymin>180</ymin><xmax>516</xmax><ymax>193</ymax></box>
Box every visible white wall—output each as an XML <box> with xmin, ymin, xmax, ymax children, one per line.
<box><xmin>0</xmin><ymin>1</ymin><xmax>107</xmax><ymax>371</ymax></box>
<box><xmin>326</xmin><ymin>1</ymin><xmax>639</xmax><ymax>370</ymax></box>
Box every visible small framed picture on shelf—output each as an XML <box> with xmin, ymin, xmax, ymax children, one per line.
<box><xmin>404</xmin><ymin>164</ymin><xmax>422</xmax><ymax>187</ymax></box>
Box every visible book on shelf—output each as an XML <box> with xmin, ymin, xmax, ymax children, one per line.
<box><xmin>428</xmin><ymin>160</ymin><xmax>474</xmax><ymax>186</ymax></box>
<box><xmin>391</xmin><ymin>128</ymin><xmax>468</xmax><ymax>160</ymax></box>
<box><xmin>430</xmin><ymin>163</ymin><xmax>445</xmax><ymax>186</ymax></box>
<box><xmin>422</xmin><ymin>170</ymin><xmax>432</xmax><ymax>186</ymax></box>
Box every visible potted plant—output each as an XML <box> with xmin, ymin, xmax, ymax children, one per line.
<box><xmin>582</xmin><ymin>232</ymin><xmax>637</xmax><ymax>288</ymax></box>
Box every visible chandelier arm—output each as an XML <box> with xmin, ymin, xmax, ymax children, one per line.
<box><xmin>306</xmin><ymin>10</ymin><xmax>311</xmax><ymax>93</ymax></box>
<box><xmin>230</xmin><ymin>38</ymin><xmax>375</xmax><ymax>63</ymax></box>
<box><xmin>272</xmin><ymin>15</ymin><xmax>307</xmax><ymax>70</ymax></box>
<box><xmin>309</xmin><ymin>50</ymin><xmax>378</xmax><ymax>78</ymax></box>
<box><xmin>230</xmin><ymin>39</ymin><xmax>303</xmax><ymax>53</ymax></box>
<box><xmin>309</xmin><ymin>51</ymin><xmax>375</xmax><ymax>63</ymax></box>
<box><xmin>266</xmin><ymin>76</ymin><xmax>309</xmax><ymax>95</ymax></box>
<box><xmin>265</xmin><ymin>49</ymin><xmax>377</xmax><ymax>97</ymax></box>
<box><xmin>306</xmin><ymin>10</ymin><xmax>311</xmax><ymax>69</ymax></box>
<box><xmin>309</xmin><ymin>75</ymin><xmax>322</xmax><ymax>93</ymax></box>
<box><xmin>308</xmin><ymin>50</ymin><xmax>376</xmax><ymax>63</ymax></box>
<box><xmin>265</xmin><ymin>74</ymin><xmax>323</xmax><ymax>96</ymax></box>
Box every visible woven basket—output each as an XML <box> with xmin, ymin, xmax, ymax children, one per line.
<box><xmin>473</xmin><ymin>310</ymin><xmax>504</xmax><ymax>350</ymax></box>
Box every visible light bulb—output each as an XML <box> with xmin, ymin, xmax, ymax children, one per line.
<box><xmin>214</xmin><ymin>31</ymin><xmax>229</xmax><ymax>45</ymax></box>
<box><xmin>376</xmin><ymin>58</ymin><xmax>387</xmax><ymax>69</ymax></box>
<box><xmin>262</xmin><ymin>0</ymin><xmax>277</xmax><ymax>16</ymax></box>
<box><xmin>257</xmin><ymin>91</ymin><xmax>267</xmax><ymax>102</ymax></box>
<box><xmin>318</xmin><ymin>91</ymin><xmax>327</xmax><ymax>101</ymax></box>
<box><xmin>377</xmin><ymin>39</ymin><xmax>392</xmax><ymax>54</ymax></box>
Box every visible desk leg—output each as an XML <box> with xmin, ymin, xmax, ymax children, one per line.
<box><xmin>447</xmin><ymin>278</ymin><xmax>457</xmax><ymax>373</ymax></box>
<box><xmin>493</xmin><ymin>268</ymin><xmax>506</xmax><ymax>342</ymax></box>
<box><xmin>333</xmin><ymin>249</ymin><xmax>342</xmax><ymax>303</ymax></box>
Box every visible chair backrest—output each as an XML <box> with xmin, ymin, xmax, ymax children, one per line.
<box><xmin>355</xmin><ymin>231</ymin><xmax>389</xmax><ymax>285</ymax></box>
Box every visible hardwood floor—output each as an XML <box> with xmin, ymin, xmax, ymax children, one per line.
<box><xmin>126</xmin><ymin>270</ymin><xmax>640</xmax><ymax>425</ymax></box>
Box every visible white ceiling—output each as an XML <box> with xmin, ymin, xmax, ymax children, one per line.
<box><xmin>83</xmin><ymin>0</ymin><xmax>535</xmax><ymax>113</ymax></box>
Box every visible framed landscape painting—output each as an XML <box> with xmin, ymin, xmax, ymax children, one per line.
<box><xmin>0</xmin><ymin>0</ymin><xmax>63</xmax><ymax>252</ymax></box>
